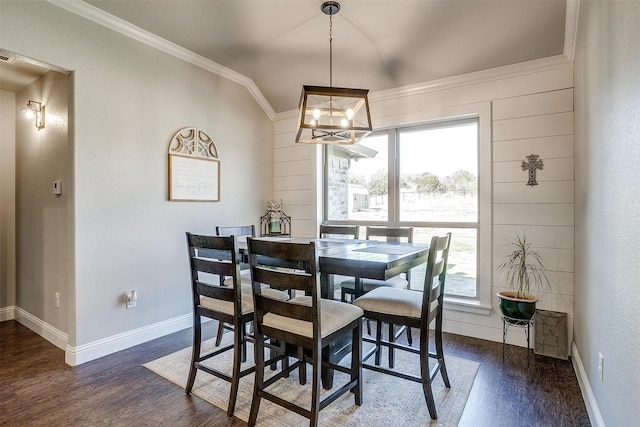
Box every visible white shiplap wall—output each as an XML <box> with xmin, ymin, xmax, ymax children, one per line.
<box><xmin>273</xmin><ymin>60</ymin><xmax>574</xmax><ymax>347</ymax></box>
<box><xmin>492</xmin><ymin>87</ymin><xmax>575</xmax><ymax>347</ymax></box>
<box><xmin>273</xmin><ymin>120</ymin><xmax>318</xmax><ymax>237</ymax></box>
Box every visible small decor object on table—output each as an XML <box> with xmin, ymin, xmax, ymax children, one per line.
<box><xmin>260</xmin><ymin>198</ymin><xmax>291</xmax><ymax>237</ymax></box>
<box><xmin>268</xmin><ymin>198</ymin><xmax>283</xmax><ymax>233</ymax></box>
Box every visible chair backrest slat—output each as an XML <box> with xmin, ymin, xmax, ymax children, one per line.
<box><xmin>255</xmin><ymin>295</ymin><xmax>314</xmax><ymax>322</ymax></box>
<box><xmin>216</xmin><ymin>225</ymin><xmax>256</xmax><ymax>238</ymax></box>
<box><xmin>252</xmin><ymin>266</ymin><xmax>311</xmax><ymax>292</ymax></box>
<box><xmin>193</xmin><ymin>257</ymin><xmax>234</xmax><ymax>276</ymax></box>
<box><xmin>320</xmin><ymin>224</ymin><xmax>360</xmax><ymax>239</ymax></box>
<box><xmin>196</xmin><ymin>281</ymin><xmax>235</xmax><ymax>302</ymax></box>
<box><xmin>365</xmin><ymin>226</ymin><xmax>413</xmax><ymax>243</ymax></box>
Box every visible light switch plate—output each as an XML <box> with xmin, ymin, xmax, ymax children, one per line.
<box><xmin>53</xmin><ymin>180</ymin><xmax>62</xmax><ymax>195</ymax></box>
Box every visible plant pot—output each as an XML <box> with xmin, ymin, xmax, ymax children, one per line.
<box><xmin>497</xmin><ymin>291</ymin><xmax>538</xmax><ymax>320</ymax></box>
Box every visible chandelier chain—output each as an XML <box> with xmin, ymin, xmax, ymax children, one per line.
<box><xmin>329</xmin><ymin>13</ymin><xmax>333</xmax><ymax>87</ymax></box>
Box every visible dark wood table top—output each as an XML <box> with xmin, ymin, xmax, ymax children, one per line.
<box><xmin>249</xmin><ymin>237</ymin><xmax>429</xmax><ymax>299</ymax></box>
<box><xmin>249</xmin><ymin>236</ymin><xmax>429</xmax><ymax>280</ymax></box>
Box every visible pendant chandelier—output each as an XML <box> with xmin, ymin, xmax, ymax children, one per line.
<box><xmin>295</xmin><ymin>1</ymin><xmax>372</xmax><ymax>145</ymax></box>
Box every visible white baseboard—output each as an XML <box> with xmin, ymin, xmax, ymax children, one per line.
<box><xmin>14</xmin><ymin>307</ymin><xmax>68</xmax><ymax>350</ymax></box>
<box><xmin>5</xmin><ymin>307</ymin><xmax>198</xmax><ymax>367</ymax></box>
<box><xmin>0</xmin><ymin>305</ymin><xmax>16</xmax><ymax>321</ymax></box>
<box><xmin>571</xmin><ymin>342</ymin><xmax>605</xmax><ymax>427</ymax></box>
<box><xmin>65</xmin><ymin>313</ymin><xmax>193</xmax><ymax>366</ymax></box>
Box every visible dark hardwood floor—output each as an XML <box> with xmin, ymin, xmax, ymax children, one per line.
<box><xmin>0</xmin><ymin>320</ymin><xmax>589</xmax><ymax>426</ymax></box>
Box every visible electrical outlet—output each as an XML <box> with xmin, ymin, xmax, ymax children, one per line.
<box><xmin>598</xmin><ymin>353</ymin><xmax>604</xmax><ymax>381</ymax></box>
<box><xmin>54</xmin><ymin>292</ymin><xmax>60</xmax><ymax>308</ymax></box>
<box><xmin>126</xmin><ymin>290</ymin><xmax>137</xmax><ymax>309</ymax></box>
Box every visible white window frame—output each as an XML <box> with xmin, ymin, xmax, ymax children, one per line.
<box><xmin>322</xmin><ymin>102</ymin><xmax>492</xmax><ymax>314</ymax></box>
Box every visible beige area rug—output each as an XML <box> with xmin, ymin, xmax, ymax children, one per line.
<box><xmin>144</xmin><ymin>334</ymin><xmax>479</xmax><ymax>427</ymax></box>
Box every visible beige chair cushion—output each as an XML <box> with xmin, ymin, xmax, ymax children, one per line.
<box><xmin>263</xmin><ymin>296</ymin><xmax>363</xmax><ymax>338</ymax></box>
<box><xmin>340</xmin><ymin>276</ymin><xmax>409</xmax><ymax>292</ymax></box>
<box><xmin>353</xmin><ymin>287</ymin><xmax>422</xmax><ymax>319</ymax></box>
<box><xmin>200</xmin><ymin>283</ymin><xmax>289</xmax><ymax>316</ymax></box>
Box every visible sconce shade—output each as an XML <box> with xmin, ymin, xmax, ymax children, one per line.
<box><xmin>20</xmin><ymin>100</ymin><xmax>45</xmax><ymax>130</ymax></box>
<box><xmin>21</xmin><ymin>107</ymin><xmax>35</xmax><ymax>119</ymax></box>
<box><xmin>296</xmin><ymin>85</ymin><xmax>372</xmax><ymax>145</ymax></box>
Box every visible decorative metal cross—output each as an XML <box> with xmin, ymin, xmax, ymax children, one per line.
<box><xmin>521</xmin><ymin>154</ymin><xmax>543</xmax><ymax>186</ymax></box>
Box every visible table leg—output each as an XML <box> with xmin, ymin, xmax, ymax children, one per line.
<box><xmin>354</xmin><ymin>277</ymin><xmax>363</xmax><ymax>299</ymax></box>
<box><xmin>320</xmin><ymin>272</ymin><xmax>335</xmax><ymax>389</ymax></box>
<box><xmin>320</xmin><ymin>272</ymin><xmax>333</xmax><ymax>299</ymax></box>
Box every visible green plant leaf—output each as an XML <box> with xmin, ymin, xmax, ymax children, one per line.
<box><xmin>497</xmin><ymin>234</ymin><xmax>551</xmax><ymax>298</ymax></box>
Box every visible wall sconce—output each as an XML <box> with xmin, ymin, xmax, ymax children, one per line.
<box><xmin>20</xmin><ymin>100</ymin><xmax>45</xmax><ymax>130</ymax></box>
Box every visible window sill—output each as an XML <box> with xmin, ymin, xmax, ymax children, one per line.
<box><xmin>443</xmin><ymin>296</ymin><xmax>492</xmax><ymax>315</ymax></box>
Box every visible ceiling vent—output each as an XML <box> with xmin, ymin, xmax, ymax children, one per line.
<box><xmin>0</xmin><ymin>50</ymin><xmax>18</xmax><ymax>64</ymax></box>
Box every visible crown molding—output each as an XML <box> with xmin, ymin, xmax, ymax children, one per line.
<box><xmin>370</xmin><ymin>54</ymin><xmax>572</xmax><ymax>104</ymax></box>
<box><xmin>276</xmin><ymin>54</ymin><xmax>572</xmax><ymax>121</ymax></box>
<box><xmin>564</xmin><ymin>0</ymin><xmax>581</xmax><ymax>63</ymax></box>
<box><xmin>48</xmin><ymin>0</ymin><xmax>276</xmax><ymax>120</ymax></box>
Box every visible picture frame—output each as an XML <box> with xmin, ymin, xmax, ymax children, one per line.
<box><xmin>168</xmin><ymin>154</ymin><xmax>220</xmax><ymax>201</ymax></box>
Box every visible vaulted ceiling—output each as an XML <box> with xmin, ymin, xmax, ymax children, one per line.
<box><xmin>2</xmin><ymin>0</ymin><xmax>569</xmax><ymax>114</ymax></box>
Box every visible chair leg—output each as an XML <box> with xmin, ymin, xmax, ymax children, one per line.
<box><xmin>435</xmin><ymin>319</ymin><xmax>450</xmax><ymax>387</ymax></box>
<box><xmin>185</xmin><ymin>315</ymin><xmax>201</xmax><ymax>394</ymax></box>
<box><xmin>248</xmin><ymin>332</ymin><xmax>264</xmax><ymax>426</ymax></box>
<box><xmin>388</xmin><ymin>323</ymin><xmax>395</xmax><ymax>368</ymax></box>
<box><xmin>227</xmin><ymin>321</ymin><xmax>243</xmax><ymax>416</ymax></box>
<box><xmin>310</xmin><ymin>346</ymin><xmax>322</xmax><ymax>427</ymax></box>
<box><xmin>375</xmin><ymin>320</ymin><xmax>382</xmax><ymax>366</ymax></box>
<box><xmin>406</xmin><ymin>326</ymin><xmax>413</xmax><ymax>346</ymax></box>
<box><xmin>215</xmin><ymin>321</ymin><xmax>225</xmax><ymax>347</ymax></box>
<box><xmin>298</xmin><ymin>346</ymin><xmax>307</xmax><ymax>385</ymax></box>
<box><xmin>351</xmin><ymin>321</ymin><xmax>363</xmax><ymax>405</ymax></box>
<box><xmin>241</xmin><ymin>323</ymin><xmax>247</xmax><ymax>363</ymax></box>
<box><xmin>366</xmin><ymin>319</ymin><xmax>372</xmax><ymax>336</ymax></box>
<box><xmin>419</xmin><ymin>330</ymin><xmax>438</xmax><ymax>420</ymax></box>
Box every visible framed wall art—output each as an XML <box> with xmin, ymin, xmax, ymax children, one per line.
<box><xmin>167</xmin><ymin>127</ymin><xmax>220</xmax><ymax>202</ymax></box>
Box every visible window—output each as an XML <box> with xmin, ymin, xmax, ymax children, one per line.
<box><xmin>324</xmin><ymin>118</ymin><xmax>481</xmax><ymax>298</ymax></box>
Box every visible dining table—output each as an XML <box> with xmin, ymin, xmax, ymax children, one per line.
<box><xmin>247</xmin><ymin>236</ymin><xmax>430</xmax><ymax>388</ymax></box>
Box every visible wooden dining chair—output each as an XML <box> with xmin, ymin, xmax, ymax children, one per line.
<box><xmin>353</xmin><ymin>232</ymin><xmax>452</xmax><ymax>420</ymax></box>
<box><xmin>339</xmin><ymin>226</ymin><xmax>414</xmax><ymax>302</ymax></box>
<box><xmin>246</xmin><ymin>237</ymin><xmax>364</xmax><ymax>427</ymax></box>
<box><xmin>213</xmin><ymin>225</ymin><xmax>255</xmax><ymax>346</ymax></box>
<box><xmin>184</xmin><ymin>233</ymin><xmax>289</xmax><ymax>416</ymax></box>
<box><xmin>339</xmin><ymin>226</ymin><xmax>415</xmax><ymax>352</ymax></box>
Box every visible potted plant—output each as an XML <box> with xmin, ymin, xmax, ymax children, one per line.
<box><xmin>496</xmin><ymin>234</ymin><xmax>550</xmax><ymax>320</ymax></box>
